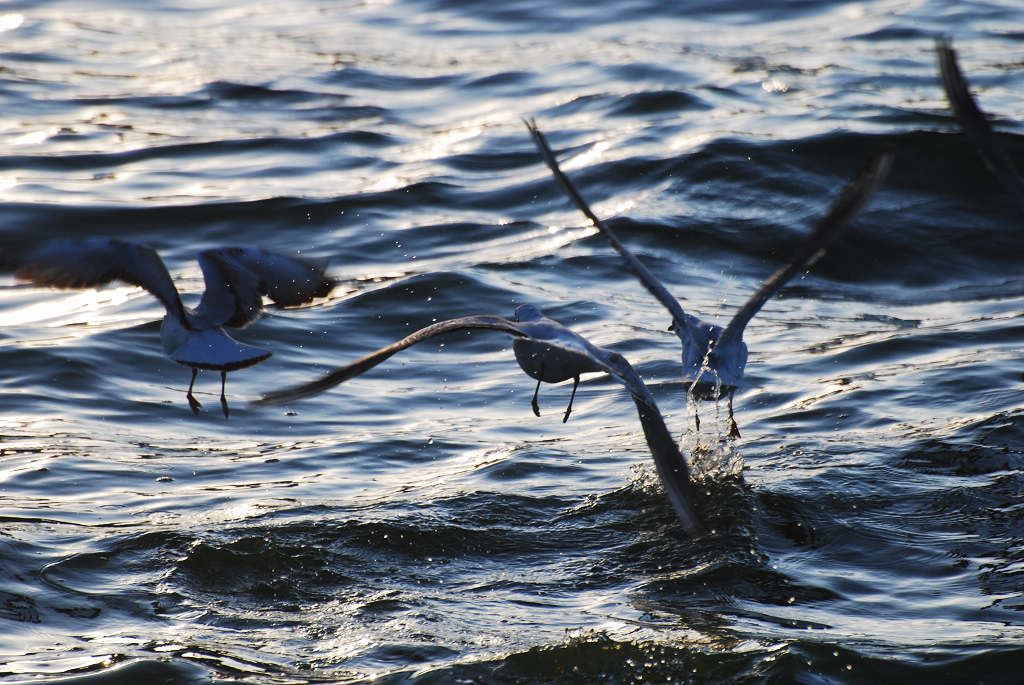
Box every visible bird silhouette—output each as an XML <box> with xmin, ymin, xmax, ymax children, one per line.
<box><xmin>254</xmin><ymin>304</ymin><xmax>704</xmax><ymax>536</ymax></box>
<box><xmin>526</xmin><ymin>119</ymin><xmax>892</xmax><ymax>436</ymax></box>
<box><xmin>1</xmin><ymin>238</ymin><xmax>335</xmax><ymax>416</ymax></box>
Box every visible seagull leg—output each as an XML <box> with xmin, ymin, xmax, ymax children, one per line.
<box><xmin>562</xmin><ymin>374</ymin><xmax>580</xmax><ymax>423</ymax></box>
<box><xmin>220</xmin><ymin>371</ymin><xmax>230</xmax><ymax>419</ymax></box>
<box><xmin>186</xmin><ymin>368</ymin><xmax>201</xmax><ymax>414</ymax></box>
<box><xmin>727</xmin><ymin>390</ymin><xmax>740</xmax><ymax>439</ymax></box>
<box><xmin>531</xmin><ymin>366</ymin><xmax>543</xmax><ymax>417</ymax></box>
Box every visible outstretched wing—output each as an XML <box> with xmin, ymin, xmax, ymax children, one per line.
<box><xmin>253</xmin><ymin>315</ymin><xmax>528</xmax><ymax>405</ymax></box>
<box><xmin>0</xmin><ymin>237</ymin><xmax>188</xmax><ymax>325</ymax></box>
<box><xmin>587</xmin><ymin>346</ymin><xmax>705</xmax><ymax>536</ymax></box>
<box><xmin>254</xmin><ymin>309</ymin><xmax>705</xmax><ymax>536</ymax></box>
<box><xmin>715</xmin><ymin>147</ymin><xmax>893</xmax><ymax>350</ymax></box>
<box><xmin>194</xmin><ymin>247</ymin><xmax>336</xmax><ymax>329</ymax></box>
<box><xmin>937</xmin><ymin>37</ymin><xmax>1024</xmax><ymax>205</ymax></box>
<box><xmin>525</xmin><ymin>120</ymin><xmax>702</xmax><ymax>344</ymax></box>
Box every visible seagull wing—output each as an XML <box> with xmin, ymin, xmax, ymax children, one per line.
<box><xmin>525</xmin><ymin>120</ymin><xmax>701</xmax><ymax>344</ymax></box>
<box><xmin>937</xmin><ymin>38</ymin><xmax>1024</xmax><ymax>205</ymax></box>
<box><xmin>218</xmin><ymin>247</ymin><xmax>336</xmax><ymax>307</ymax></box>
<box><xmin>193</xmin><ymin>249</ymin><xmax>264</xmax><ymax>329</ymax></box>
<box><xmin>716</xmin><ymin>147</ymin><xmax>893</xmax><ymax>350</ymax></box>
<box><xmin>0</xmin><ymin>237</ymin><xmax>188</xmax><ymax>325</ymax></box>
<box><xmin>253</xmin><ymin>315</ymin><xmax>528</xmax><ymax>405</ymax></box>
<box><xmin>193</xmin><ymin>247</ymin><xmax>335</xmax><ymax>329</ymax></box>
<box><xmin>581</xmin><ymin>345</ymin><xmax>705</xmax><ymax>537</ymax></box>
<box><xmin>254</xmin><ymin>310</ymin><xmax>704</xmax><ymax>536</ymax></box>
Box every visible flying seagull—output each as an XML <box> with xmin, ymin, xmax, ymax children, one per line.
<box><xmin>254</xmin><ymin>303</ymin><xmax>705</xmax><ymax>536</ymax></box>
<box><xmin>525</xmin><ymin>119</ymin><xmax>892</xmax><ymax>437</ymax></box>
<box><xmin>1</xmin><ymin>238</ymin><xmax>335</xmax><ymax>416</ymax></box>
<box><xmin>936</xmin><ymin>37</ymin><xmax>1024</xmax><ymax>207</ymax></box>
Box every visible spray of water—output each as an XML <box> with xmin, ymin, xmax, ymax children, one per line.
<box><xmin>682</xmin><ymin>340</ymin><xmax>744</xmax><ymax>479</ymax></box>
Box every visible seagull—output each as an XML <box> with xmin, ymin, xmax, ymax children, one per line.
<box><xmin>936</xmin><ymin>37</ymin><xmax>1024</xmax><ymax>207</ymax></box>
<box><xmin>254</xmin><ymin>303</ymin><xmax>705</xmax><ymax>536</ymax></box>
<box><xmin>511</xmin><ymin>305</ymin><xmax>602</xmax><ymax>423</ymax></box>
<box><xmin>525</xmin><ymin>119</ymin><xmax>892</xmax><ymax>437</ymax></box>
<box><xmin>1</xmin><ymin>238</ymin><xmax>335</xmax><ymax>417</ymax></box>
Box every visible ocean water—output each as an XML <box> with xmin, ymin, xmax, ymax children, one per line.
<box><xmin>1</xmin><ymin>0</ymin><xmax>1023</xmax><ymax>682</ymax></box>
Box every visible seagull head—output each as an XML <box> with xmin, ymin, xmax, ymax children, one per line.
<box><xmin>513</xmin><ymin>304</ymin><xmax>544</xmax><ymax>323</ymax></box>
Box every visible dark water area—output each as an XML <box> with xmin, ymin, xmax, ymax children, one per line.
<box><xmin>1</xmin><ymin>0</ymin><xmax>1023</xmax><ymax>683</ymax></box>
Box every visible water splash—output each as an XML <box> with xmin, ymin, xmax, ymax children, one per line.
<box><xmin>680</xmin><ymin>343</ymin><xmax>744</xmax><ymax>479</ymax></box>
<box><xmin>685</xmin><ymin>431</ymin><xmax>744</xmax><ymax>481</ymax></box>
<box><xmin>684</xmin><ymin>340</ymin><xmax>721</xmax><ymax>430</ymax></box>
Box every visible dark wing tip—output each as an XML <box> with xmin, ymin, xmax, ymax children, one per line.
<box><xmin>253</xmin><ymin>315</ymin><xmax>524</xmax><ymax>408</ymax></box>
<box><xmin>251</xmin><ymin>349</ymin><xmax>377</xmax><ymax>407</ymax></box>
<box><xmin>252</xmin><ymin>374</ymin><xmax>335</xmax><ymax>407</ymax></box>
<box><xmin>814</xmin><ymin>145</ymin><xmax>894</xmax><ymax>242</ymax></box>
<box><xmin>936</xmin><ymin>36</ymin><xmax>986</xmax><ymax>123</ymax></box>
<box><xmin>524</xmin><ymin>118</ymin><xmax>561</xmax><ymax>175</ymax></box>
<box><xmin>13</xmin><ymin>266</ymin><xmax>108</xmax><ymax>289</ymax></box>
<box><xmin>935</xmin><ymin>36</ymin><xmax>1024</xmax><ymax>204</ymax></box>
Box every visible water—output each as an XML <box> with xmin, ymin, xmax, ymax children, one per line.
<box><xmin>1</xmin><ymin>0</ymin><xmax>1023</xmax><ymax>682</ymax></box>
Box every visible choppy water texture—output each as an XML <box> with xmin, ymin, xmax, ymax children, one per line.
<box><xmin>1</xmin><ymin>0</ymin><xmax>1023</xmax><ymax>683</ymax></box>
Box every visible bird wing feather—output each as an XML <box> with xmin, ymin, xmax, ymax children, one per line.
<box><xmin>937</xmin><ymin>38</ymin><xmax>1024</xmax><ymax>206</ymax></box>
<box><xmin>525</xmin><ymin>120</ymin><xmax>702</xmax><ymax>345</ymax></box>
<box><xmin>194</xmin><ymin>247</ymin><xmax>335</xmax><ymax>329</ymax></box>
<box><xmin>715</xmin><ymin>147</ymin><xmax>893</xmax><ymax>350</ymax></box>
<box><xmin>254</xmin><ymin>312</ymin><xmax>705</xmax><ymax>536</ymax></box>
<box><xmin>0</xmin><ymin>237</ymin><xmax>188</xmax><ymax>325</ymax></box>
<box><xmin>193</xmin><ymin>249</ymin><xmax>265</xmax><ymax>329</ymax></box>
<box><xmin>254</xmin><ymin>315</ymin><xmax>528</xmax><ymax>405</ymax></box>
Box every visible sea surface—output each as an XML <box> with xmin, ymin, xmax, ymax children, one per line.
<box><xmin>1</xmin><ymin>1</ymin><xmax>1023</xmax><ymax>683</ymax></box>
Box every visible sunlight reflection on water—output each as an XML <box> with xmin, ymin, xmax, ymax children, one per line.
<box><xmin>1</xmin><ymin>0</ymin><xmax>1023</xmax><ymax>682</ymax></box>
